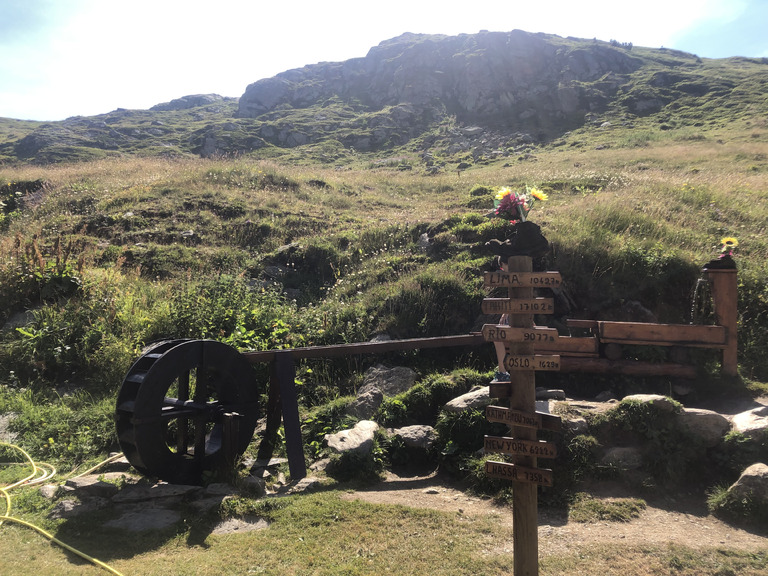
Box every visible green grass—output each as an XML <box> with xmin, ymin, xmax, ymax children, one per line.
<box><xmin>1</xmin><ymin>489</ymin><xmax>765</xmax><ymax>575</ymax></box>
<box><xmin>1</xmin><ymin>491</ymin><xmax>517</xmax><ymax>576</ymax></box>
<box><xmin>569</xmin><ymin>493</ymin><xmax>647</xmax><ymax>523</ymax></box>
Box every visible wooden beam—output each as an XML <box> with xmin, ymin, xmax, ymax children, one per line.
<box><xmin>243</xmin><ymin>333</ymin><xmax>485</xmax><ymax>363</ymax></box>
<box><xmin>705</xmin><ymin>268</ymin><xmax>738</xmax><ymax>376</ymax></box>
<box><xmin>559</xmin><ymin>357</ymin><xmax>697</xmax><ymax>378</ymax></box>
<box><xmin>536</xmin><ymin>335</ymin><xmax>599</xmax><ymax>357</ymax></box>
<box><xmin>597</xmin><ymin>321</ymin><xmax>726</xmax><ymax>348</ymax></box>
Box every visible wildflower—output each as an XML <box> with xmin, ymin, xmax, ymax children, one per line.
<box><xmin>529</xmin><ymin>187</ymin><xmax>548</xmax><ymax>202</ymax></box>
<box><xmin>495</xmin><ymin>186</ymin><xmax>512</xmax><ymax>201</ymax></box>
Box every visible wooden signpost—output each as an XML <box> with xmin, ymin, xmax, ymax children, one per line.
<box><xmin>481</xmin><ymin>257</ymin><xmax>562</xmax><ymax>576</ymax></box>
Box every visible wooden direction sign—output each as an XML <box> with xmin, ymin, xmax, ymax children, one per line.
<box><xmin>486</xmin><ymin>405</ymin><xmax>562</xmax><ymax>432</ymax></box>
<box><xmin>484</xmin><ymin>435</ymin><xmax>558</xmax><ymax>458</ymax></box>
<box><xmin>504</xmin><ymin>354</ymin><xmax>561</xmax><ymax>372</ymax></box>
<box><xmin>481</xmin><ymin>298</ymin><xmax>555</xmax><ymax>315</ymax></box>
<box><xmin>481</xmin><ymin>324</ymin><xmax>558</xmax><ymax>343</ymax></box>
<box><xmin>483</xmin><ymin>271</ymin><xmax>562</xmax><ymax>289</ymax></box>
<box><xmin>485</xmin><ymin>461</ymin><xmax>553</xmax><ymax>487</ymax></box>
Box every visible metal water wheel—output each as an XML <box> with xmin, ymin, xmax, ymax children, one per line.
<box><xmin>115</xmin><ymin>339</ymin><xmax>260</xmax><ymax>484</ymax></box>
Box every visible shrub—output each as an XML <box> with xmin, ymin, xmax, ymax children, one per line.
<box><xmin>302</xmin><ymin>397</ymin><xmax>356</xmax><ymax>459</ymax></box>
<box><xmin>377</xmin><ymin>266</ymin><xmax>482</xmax><ymax>338</ymax></box>
<box><xmin>588</xmin><ymin>397</ymin><xmax>706</xmax><ymax>486</ymax></box>
<box><xmin>376</xmin><ymin>369</ymin><xmax>483</xmax><ymax>426</ymax></box>
<box><xmin>7</xmin><ymin>390</ymin><xmax>117</xmax><ymax>469</ymax></box>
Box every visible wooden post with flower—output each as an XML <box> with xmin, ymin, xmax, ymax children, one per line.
<box><xmin>703</xmin><ymin>236</ymin><xmax>739</xmax><ymax>376</ymax></box>
<box><xmin>481</xmin><ymin>185</ymin><xmax>560</xmax><ymax>576</ymax></box>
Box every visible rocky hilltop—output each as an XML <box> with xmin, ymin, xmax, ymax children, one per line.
<box><xmin>238</xmin><ymin>31</ymin><xmax>641</xmax><ymax>138</ymax></box>
<box><xmin>2</xmin><ymin>30</ymin><xmax>766</xmax><ymax>163</ymax></box>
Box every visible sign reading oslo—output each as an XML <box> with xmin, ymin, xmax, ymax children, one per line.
<box><xmin>504</xmin><ymin>354</ymin><xmax>561</xmax><ymax>371</ymax></box>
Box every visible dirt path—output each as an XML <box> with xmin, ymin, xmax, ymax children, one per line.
<box><xmin>341</xmin><ymin>468</ymin><xmax>768</xmax><ymax>553</ymax></box>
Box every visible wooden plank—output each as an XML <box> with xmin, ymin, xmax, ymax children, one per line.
<box><xmin>504</xmin><ymin>354</ymin><xmax>561</xmax><ymax>372</ymax></box>
<box><xmin>559</xmin><ymin>356</ymin><xmax>697</xmax><ymax>378</ymax></box>
<box><xmin>484</xmin><ymin>435</ymin><xmax>558</xmax><ymax>458</ymax></box>
<box><xmin>536</xmin><ymin>335</ymin><xmax>599</xmax><ymax>357</ymax></box>
<box><xmin>486</xmin><ymin>405</ymin><xmax>542</xmax><ymax>428</ymax></box>
<box><xmin>481</xmin><ymin>324</ymin><xmax>558</xmax><ymax>343</ymax></box>
<box><xmin>566</xmin><ymin>319</ymin><xmax>599</xmax><ymax>329</ymax></box>
<box><xmin>485</xmin><ymin>460</ymin><xmax>553</xmax><ymax>487</ymax></box>
<box><xmin>597</xmin><ymin>321</ymin><xmax>727</xmax><ymax>347</ymax></box>
<box><xmin>243</xmin><ymin>333</ymin><xmax>485</xmax><ymax>363</ymax></box>
<box><xmin>489</xmin><ymin>382</ymin><xmax>514</xmax><ymax>398</ymax></box>
<box><xmin>481</xmin><ymin>298</ymin><xmax>555</xmax><ymax>315</ymax></box>
<box><xmin>485</xmin><ymin>405</ymin><xmax>562</xmax><ymax>431</ymax></box>
<box><xmin>705</xmin><ymin>268</ymin><xmax>738</xmax><ymax>376</ymax></box>
<box><xmin>483</xmin><ymin>271</ymin><xmax>562</xmax><ymax>289</ymax></box>
<box><xmin>274</xmin><ymin>351</ymin><xmax>307</xmax><ymax>480</ymax></box>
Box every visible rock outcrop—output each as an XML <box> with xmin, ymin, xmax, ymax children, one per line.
<box><xmin>238</xmin><ymin>31</ymin><xmax>642</xmax><ymax>143</ymax></box>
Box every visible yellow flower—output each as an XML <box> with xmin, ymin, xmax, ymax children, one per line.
<box><xmin>529</xmin><ymin>187</ymin><xmax>548</xmax><ymax>201</ymax></box>
<box><xmin>721</xmin><ymin>237</ymin><xmax>739</xmax><ymax>248</ymax></box>
<box><xmin>495</xmin><ymin>186</ymin><xmax>512</xmax><ymax>200</ymax></box>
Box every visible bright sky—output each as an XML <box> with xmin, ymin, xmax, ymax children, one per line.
<box><xmin>1</xmin><ymin>0</ymin><xmax>766</xmax><ymax>121</ymax></box>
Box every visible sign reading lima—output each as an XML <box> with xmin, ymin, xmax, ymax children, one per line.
<box><xmin>481</xmin><ymin>298</ymin><xmax>555</xmax><ymax>314</ymax></box>
<box><xmin>483</xmin><ymin>271</ymin><xmax>562</xmax><ymax>288</ymax></box>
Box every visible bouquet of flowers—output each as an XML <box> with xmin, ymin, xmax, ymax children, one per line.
<box><xmin>704</xmin><ymin>236</ymin><xmax>739</xmax><ymax>270</ymax></box>
<box><xmin>720</xmin><ymin>236</ymin><xmax>738</xmax><ymax>257</ymax></box>
<box><xmin>493</xmin><ymin>186</ymin><xmax>548</xmax><ymax>224</ymax></box>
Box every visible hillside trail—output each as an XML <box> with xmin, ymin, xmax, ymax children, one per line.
<box><xmin>341</xmin><ymin>467</ymin><xmax>768</xmax><ymax>554</ymax></box>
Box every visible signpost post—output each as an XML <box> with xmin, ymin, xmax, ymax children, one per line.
<box><xmin>482</xmin><ymin>256</ymin><xmax>562</xmax><ymax>576</ymax></box>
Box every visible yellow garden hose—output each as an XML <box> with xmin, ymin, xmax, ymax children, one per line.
<box><xmin>1</xmin><ymin>442</ymin><xmax>125</xmax><ymax>576</ymax></box>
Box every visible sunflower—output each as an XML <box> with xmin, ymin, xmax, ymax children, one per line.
<box><xmin>721</xmin><ymin>237</ymin><xmax>739</xmax><ymax>249</ymax></box>
<box><xmin>529</xmin><ymin>187</ymin><xmax>548</xmax><ymax>202</ymax></box>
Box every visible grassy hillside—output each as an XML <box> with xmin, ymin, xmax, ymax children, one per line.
<box><xmin>1</xmin><ymin>118</ymin><xmax>766</xmax><ymax>397</ymax></box>
<box><xmin>1</xmin><ymin>91</ymin><xmax>767</xmax><ymax>576</ymax></box>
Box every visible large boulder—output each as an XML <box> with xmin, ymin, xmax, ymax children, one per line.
<box><xmin>731</xmin><ymin>406</ymin><xmax>768</xmax><ymax>440</ymax></box>
<box><xmin>347</xmin><ymin>386</ymin><xmax>384</xmax><ymax>420</ymax></box>
<box><xmin>346</xmin><ymin>364</ymin><xmax>417</xmax><ymax>419</ymax></box>
<box><xmin>389</xmin><ymin>425</ymin><xmax>437</xmax><ymax>451</ymax></box>
<box><xmin>727</xmin><ymin>462</ymin><xmax>768</xmax><ymax>502</ymax></box>
<box><xmin>360</xmin><ymin>364</ymin><xmax>417</xmax><ymax>397</ymax></box>
<box><xmin>679</xmin><ymin>407</ymin><xmax>731</xmax><ymax>447</ymax></box>
<box><xmin>325</xmin><ymin>420</ymin><xmax>380</xmax><ymax>456</ymax></box>
<box><xmin>621</xmin><ymin>394</ymin><xmax>679</xmax><ymax>413</ymax></box>
<box><xmin>443</xmin><ymin>386</ymin><xmax>491</xmax><ymax>413</ymax></box>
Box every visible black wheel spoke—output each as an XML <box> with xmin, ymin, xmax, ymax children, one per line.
<box><xmin>177</xmin><ymin>370</ymin><xmax>190</xmax><ymax>453</ymax></box>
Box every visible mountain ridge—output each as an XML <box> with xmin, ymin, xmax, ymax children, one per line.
<box><xmin>1</xmin><ymin>30</ymin><xmax>767</xmax><ymax>164</ymax></box>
